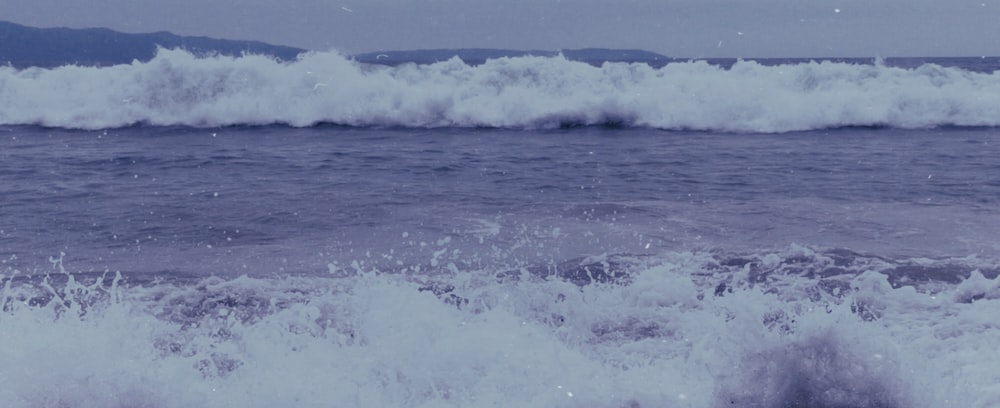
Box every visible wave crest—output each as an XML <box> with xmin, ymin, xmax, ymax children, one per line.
<box><xmin>3</xmin><ymin>49</ymin><xmax>1000</xmax><ymax>132</ymax></box>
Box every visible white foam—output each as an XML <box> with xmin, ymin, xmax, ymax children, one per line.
<box><xmin>1</xmin><ymin>247</ymin><xmax>998</xmax><ymax>407</ymax></box>
<box><xmin>2</xmin><ymin>49</ymin><xmax>999</xmax><ymax>132</ymax></box>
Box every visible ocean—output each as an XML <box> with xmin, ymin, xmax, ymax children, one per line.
<box><xmin>2</xmin><ymin>50</ymin><xmax>1000</xmax><ymax>407</ymax></box>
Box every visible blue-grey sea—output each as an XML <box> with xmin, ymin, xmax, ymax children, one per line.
<box><xmin>1</xmin><ymin>51</ymin><xmax>1000</xmax><ymax>407</ymax></box>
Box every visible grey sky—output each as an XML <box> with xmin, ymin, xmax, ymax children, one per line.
<box><xmin>2</xmin><ymin>0</ymin><xmax>998</xmax><ymax>57</ymax></box>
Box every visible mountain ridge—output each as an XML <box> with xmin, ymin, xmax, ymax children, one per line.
<box><xmin>1</xmin><ymin>21</ymin><xmax>673</xmax><ymax>69</ymax></box>
<box><xmin>0</xmin><ymin>20</ymin><xmax>306</xmax><ymax>68</ymax></box>
<box><xmin>352</xmin><ymin>48</ymin><xmax>673</xmax><ymax>67</ymax></box>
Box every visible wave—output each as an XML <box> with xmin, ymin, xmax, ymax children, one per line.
<box><xmin>2</xmin><ymin>48</ymin><xmax>1000</xmax><ymax>132</ymax></box>
<box><xmin>2</xmin><ymin>246</ymin><xmax>998</xmax><ymax>407</ymax></box>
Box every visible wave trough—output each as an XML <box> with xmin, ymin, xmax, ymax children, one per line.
<box><xmin>2</xmin><ymin>49</ymin><xmax>1000</xmax><ymax>132</ymax></box>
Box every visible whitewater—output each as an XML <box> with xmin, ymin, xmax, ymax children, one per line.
<box><xmin>1</xmin><ymin>49</ymin><xmax>999</xmax><ymax>132</ymax></box>
<box><xmin>2</xmin><ymin>50</ymin><xmax>1000</xmax><ymax>408</ymax></box>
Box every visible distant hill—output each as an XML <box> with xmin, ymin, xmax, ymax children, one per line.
<box><xmin>352</xmin><ymin>48</ymin><xmax>674</xmax><ymax>67</ymax></box>
<box><xmin>0</xmin><ymin>21</ymin><xmax>673</xmax><ymax>70</ymax></box>
<box><xmin>0</xmin><ymin>20</ymin><xmax>306</xmax><ymax>68</ymax></box>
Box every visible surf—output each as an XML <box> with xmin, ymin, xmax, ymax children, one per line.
<box><xmin>2</xmin><ymin>246</ymin><xmax>997</xmax><ymax>407</ymax></box>
<box><xmin>2</xmin><ymin>49</ymin><xmax>1000</xmax><ymax>132</ymax></box>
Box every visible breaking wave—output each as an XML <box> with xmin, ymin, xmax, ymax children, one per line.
<box><xmin>2</xmin><ymin>246</ymin><xmax>999</xmax><ymax>407</ymax></box>
<box><xmin>2</xmin><ymin>49</ymin><xmax>1000</xmax><ymax>132</ymax></box>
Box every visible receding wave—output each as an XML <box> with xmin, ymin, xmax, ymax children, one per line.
<box><xmin>2</xmin><ymin>49</ymin><xmax>1000</xmax><ymax>132</ymax></box>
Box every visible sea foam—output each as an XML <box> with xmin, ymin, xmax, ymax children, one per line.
<box><xmin>2</xmin><ymin>49</ymin><xmax>999</xmax><ymax>132</ymax></box>
<box><xmin>1</xmin><ymin>247</ymin><xmax>997</xmax><ymax>407</ymax></box>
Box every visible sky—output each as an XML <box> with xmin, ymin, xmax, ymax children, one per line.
<box><xmin>2</xmin><ymin>0</ymin><xmax>998</xmax><ymax>58</ymax></box>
